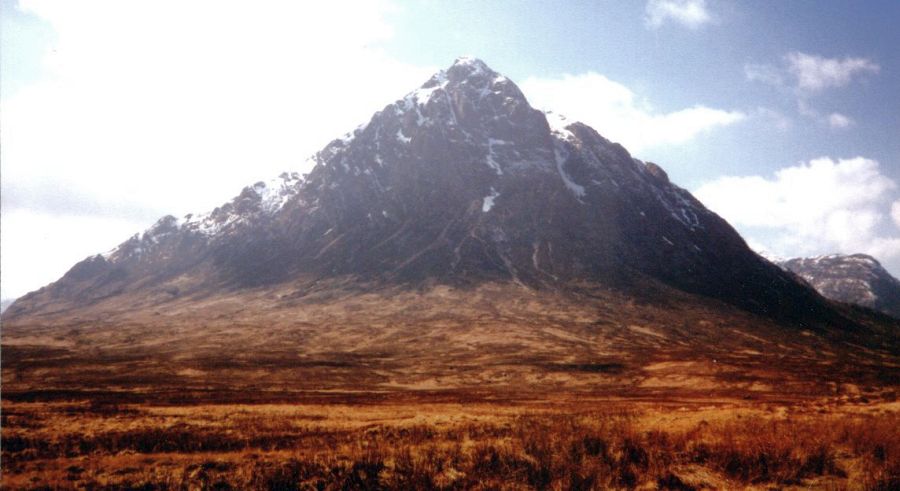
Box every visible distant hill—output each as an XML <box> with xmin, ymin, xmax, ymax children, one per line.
<box><xmin>778</xmin><ymin>254</ymin><xmax>900</xmax><ymax>319</ymax></box>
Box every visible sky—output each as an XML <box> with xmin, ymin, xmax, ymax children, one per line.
<box><xmin>2</xmin><ymin>0</ymin><xmax>899</xmax><ymax>299</ymax></box>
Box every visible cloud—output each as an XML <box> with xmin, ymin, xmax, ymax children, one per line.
<box><xmin>785</xmin><ymin>52</ymin><xmax>880</xmax><ymax>93</ymax></box>
<box><xmin>747</xmin><ymin>52</ymin><xmax>879</xmax><ymax>95</ymax></box>
<box><xmin>1</xmin><ymin>210</ymin><xmax>149</xmax><ymax>299</ymax></box>
<box><xmin>3</xmin><ymin>1</ymin><xmax>433</xmax><ymax>214</ymax></box>
<box><xmin>827</xmin><ymin>112</ymin><xmax>853</xmax><ymax>129</ymax></box>
<box><xmin>694</xmin><ymin>157</ymin><xmax>900</xmax><ymax>273</ymax></box>
<box><xmin>797</xmin><ymin>101</ymin><xmax>856</xmax><ymax>130</ymax></box>
<box><xmin>520</xmin><ymin>72</ymin><xmax>744</xmax><ymax>152</ymax></box>
<box><xmin>1</xmin><ymin>0</ymin><xmax>435</xmax><ymax>298</ymax></box>
<box><xmin>2</xmin><ymin>178</ymin><xmax>167</xmax><ymax>221</ymax></box>
<box><xmin>892</xmin><ymin>200</ymin><xmax>900</xmax><ymax>228</ymax></box>
<box><xmin>645</xmin><ymin>0</ymin><xmax>712</xmax><ymax>29</ymax></box>
<box><xmin>745</xmin><ymin>52</ymin><xmax>878</xmax><ymax>129</ymax></box>
<box><xmin>744</xmin><ymin>63</ymin><xmax>784</xmax><ymax>87</ymax></box>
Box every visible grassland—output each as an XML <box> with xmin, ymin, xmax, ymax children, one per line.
<box><xmin>3</xmin><ymin>394</ymin><xmax>899</xmax><ymax>490</ymax></box>
<box><xmin>3</xmin><ymin>283</ymin><xmax>899</xmax><ymax>489</ymax></box>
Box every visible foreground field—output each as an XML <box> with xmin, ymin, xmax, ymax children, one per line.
<box><xmin>3</xmin><ymin>394</ymin><xmax>899</xmax><ymax>490</ymax></box>
<box><xmin>3</xmin><ymin>284</ymin><xmax>899</xmax><ymax>489</ymax></box>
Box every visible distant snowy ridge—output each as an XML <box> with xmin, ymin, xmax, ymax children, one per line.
<box><xmin>778</xmin><ymin>253</ymin><xmax>900</xmax><ymax>318</ymax></box>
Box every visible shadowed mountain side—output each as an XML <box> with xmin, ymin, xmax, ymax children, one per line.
<box><xmin>3</xmin><ymin>280</ymin><xmax>898</xmax><ymax>402</ymax></box>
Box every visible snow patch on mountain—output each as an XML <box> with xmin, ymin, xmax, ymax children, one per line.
<box><xmin>482</xmin><ymin>187</ymin><xmax>500</xmax><ymax>212</ymax></box>
<box><xmin>554</xmin><ymin>143</ymin><xmax>586</xmax><ymax>199</ymax></box>
<box><xmin>396</xmin><ymin>128</ymin><xmax>411</xmax><ymax>144</ymax></box>
<box><xmin>254</xmin><ymin>172</ymin><xmax>304</xmax><ymax>213</ymax></box>
<box><xmin>545</xmin><ymin>111</ymin><xmax>575</xmax><ymax>141</ymax></box>
<box><xmin>408</xmin><ymin>71</ymin><xmax>448</xmax><ymax>106</ymax></box>
<box><xmin>485</xmin><ymin>138</ymin><xmax>508</xmax><ymax>175</ymax></box>
<box><xmin>182</xmin><ymin>170</ymin><xmax>304</xmax><ymax>236</ymax></box>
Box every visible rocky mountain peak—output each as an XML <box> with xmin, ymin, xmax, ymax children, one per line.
<box><xmin>381</xmin><ymin>57</ymin><xmax>547</xmax><ymax>156</ymax></box>
<box><xmin>778</xmin><ymin>253</ymin><xmax>900</xmax><ymax>318</ymax></box>
<box><xmin>446</xmin><ymin>56</ymin><xmax>496</xmax><ymax>81</ymax></box>
<box><xmin>3</xmin><ymin>58</ymin><xmax>842</xmax><ymax>328</ymax></box>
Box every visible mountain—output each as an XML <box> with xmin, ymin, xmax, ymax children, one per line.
<box><xmin>779</xmin><ymin>254</ymin><xmax>900</xmax><ymax>319</ymax></box>
<box><xmin>4</xmin><ymin>57</ymin><xmax>898</xmax><ymax>401</ymax></box>
<box><xmin>3</xmin><ymin>57</ymin><xmax>836</xmax><ymax>327</ymax></box>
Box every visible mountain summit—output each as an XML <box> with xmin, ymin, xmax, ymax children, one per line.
<box><xmin>5</xmin><ymin>58</ymin><xmax>834</xmax><ymax>325</ymax></box>
<box><xmin>779</xmin><ymin>254</ymin><xmax>900</xmax><ymax>319</ymax></box>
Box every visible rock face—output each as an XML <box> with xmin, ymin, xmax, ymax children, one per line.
<box><xmin>779</xmin><ymin>254</ymin><xmax>900</xmax><ymax>319</ymax></box>
<box><xmin>5</xmin><ymin>58</ymin><xmax>836</xmax><ymax>326</ymax></box>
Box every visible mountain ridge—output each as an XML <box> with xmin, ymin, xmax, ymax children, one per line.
<box><xmin>778</xmin><ymin>253</ymin><xmax>900</xmax><ymax>319</ymax></box>
<box><xmin>4</xmin><ymin>57</ymin><xmax>839</xmax><ymax>328</ymax></box>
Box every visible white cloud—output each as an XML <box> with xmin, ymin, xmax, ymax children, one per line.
<box><xmin>827</xmin><ymin>112</ymin><xmax>853</xmax><ymax>129</ymax></box>
<box><xmin>746</xmin><ymin>53</ymin><xmax>878</xmax><ymax>128</ymax></box>
<box><xmin>1</xmin><ymin>0</ymin><xmax>435</xmax><ymax>298</ymax></box>
<box><xmin>520</xmin><ymin>72</ymin><xmax>744</xmax><ymax>152</ymax></box>
<box><xmin>4</xmin><ymin>1</ymin><xmax>432</xmax><ymax>215</ymax></box>
<box><xmin>798</xmin><ymin>101</ymin><xmax>856</xmax><ymax>130</ymax></box>
<box><xmin>747</xmin><ymin>52</ymin><xmax>880</xmax><ymax>94</ymax></box>
<box><xmin>785</xmin><ymin>52</ymin><xmax>880</xmax><ymax>92</ymax></box>
<box><xmin>695</xmin><ymin>157</ymin><xmax>900</xmax><ymax>273</ymax></box>
<box><xmin>1</xmin><ymin>210</ymin><xmax>148</xmax><ymax>299</ymax></box>
<box><xmin>645</xmin><ymin>0</ymin><xmax>712</xmax><ymax>29</ymax></box>
<box><xmin>892</xmin><ymin>200</ymin><xmax>900</xmax><ymax>228</ymax></box>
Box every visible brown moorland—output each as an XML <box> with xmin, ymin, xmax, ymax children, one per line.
<box><xmin>3</xmin><ymin>282</ymin><xmax>900</xmax><ymax>489</ymax></box>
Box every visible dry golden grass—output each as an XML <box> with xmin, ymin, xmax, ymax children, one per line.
<box><xmin>3</xmin><ymin>283</ymin><xmax>899</xmax><ymax>489</ymax></box>
<box><xmin>3</xmin><ymin>397</ymin><xmax>899</xmax><ymax>490</ymax></box>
